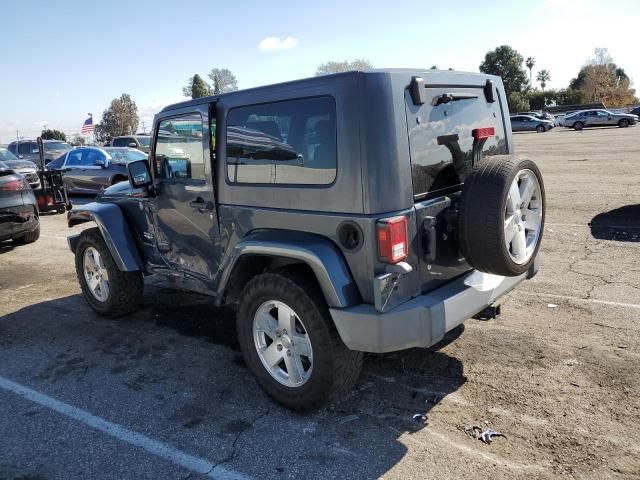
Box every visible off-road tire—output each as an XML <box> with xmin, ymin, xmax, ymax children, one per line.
<box><xmin>13</xmin><ymin>225</ymin><xmax>40</xmax><ymax>245</ymax></box>
<box><xmin>573</xmin><ymin>122</ymin><xmax>584</xmax><ymax>131</ymax></box>
<box><xmin>536</xmin><ymin>124</ymin><xmax>545</xmax><ymax>133</ymax></box>
<box><xmin>75</xmin><ymin>227</ymin><xmax>143</xmax><ymax>317</ymax></box>
<box><xmin>618</xmin><ymin>119</ymin><xmax>629</xmax><ymax>128</ymax></box>
<box><xmin>458</xmin><ymin>156</ymin><xmax>545</xmax><ymax>277</ymax></box>
<box><xmin>237</xmin><ymin>269</ymin><xmax>363</xmax><ymax>410</ymax></box>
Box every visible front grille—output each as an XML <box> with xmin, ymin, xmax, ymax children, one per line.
<box><xmin>24</xmin><ymin>173</ymin><xmax>39</xmax><ymax>184</ymax></box>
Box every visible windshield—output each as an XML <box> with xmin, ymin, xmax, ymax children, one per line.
<box><xmin>104</xmin><ymin>148</ymin><xmax>147</xmax><ymax>163</ymax></box>
<box><xmin>0</xmin><ymin>148</ymin><xmax>18</xmax><ymax>161</ymax></box>
<box><xmin>44</xmin><ymin>141</ymin><xmax>71</xmax><ymax>152</ymax></box>
<box><xmin>137</xmin><ymin>137</ymin><xmax>151</xmax><ymax>146</ymax></box>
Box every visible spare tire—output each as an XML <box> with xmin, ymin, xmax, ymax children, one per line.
<box><xmin>458</xmin><ymin>156</ymin><xmax>545</xmax><ymax>277</ymax></box>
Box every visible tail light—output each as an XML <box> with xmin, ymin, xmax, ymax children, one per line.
<box><xmin>377</xmin><ymin>216</ymin><xmax>408</xmax><ymax>264</ymax></box>
<box><xmin>37</xmin><ymin>195</ymin><xmax>54</xmax><ymax>207</ymax></box>
<box><xmin>0</xmin><ymin>179</ymin><xmax>22</xmax><ymax>191</ymax></box>
<box><xmin>472</xmin><ymin>127</ymin><xmax>495</xmax><ymax>139</ymax></box>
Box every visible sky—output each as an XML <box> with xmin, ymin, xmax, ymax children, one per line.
<box><xmin>1</xmin><ymin>0</ymin><xmax>639</xmax><ymax>143</ymax></box>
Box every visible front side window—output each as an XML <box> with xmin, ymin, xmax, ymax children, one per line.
<box><xmin>226</xmin><ymin>96</ymin><xmax>337</xmax><ymax>185</ymax></box>
<box><xmin>154</xmin><ymin>113</ymin><xmax>205</xmax><ymax>181</ymax></box>
<box><xmin>65</xmin><ymin>150</ymin><xmax>85</xmax><ymax>166</ymax></box>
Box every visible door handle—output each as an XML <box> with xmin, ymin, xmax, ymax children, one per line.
<box><xmin>189</xmin><ymin>197</ymin><xmax>214</xmax><ymax>212</ymax></box>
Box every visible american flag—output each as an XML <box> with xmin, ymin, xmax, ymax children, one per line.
<box><xmin>81</xmin><ymin>114</ymin><xmax>94</xmax><ymax>134</ymax></box>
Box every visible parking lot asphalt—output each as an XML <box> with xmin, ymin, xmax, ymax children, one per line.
<box><xmin>1</xmin><ymin>126</ymin><xmax>639</xmax><ymax>480</ymax></box>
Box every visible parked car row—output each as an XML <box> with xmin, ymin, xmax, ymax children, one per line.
<box><xmin>511</xmin><ymin>108</ymin><xmax>639</xmax><ymax>133</ymax></box>
<box><xmin>0</xmin><ymin>147</ymin><xmax>40</xmax><ymax>188</ymax></box>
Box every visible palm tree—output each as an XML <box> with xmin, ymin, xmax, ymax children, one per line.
<box><xmin>525</xmin><ymin>57</ymin><xmax>536</xmax><ymax>87</ymax></box>
<box><xmin>536</xmin><ymin>69</ymin><xmax>551</xmax><ymax>92</ymax></box>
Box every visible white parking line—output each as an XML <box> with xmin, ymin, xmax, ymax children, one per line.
<box><xmin>0</xmin><ymin>375</ymin><xmax>251</xmax><ymax>480</ymax></box>
<box><xmin>518</xmin><ymin>291</ymin><xmax>640</xmax><ymax>310</ymax></box>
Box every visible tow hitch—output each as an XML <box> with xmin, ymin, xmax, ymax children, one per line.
<box><xmin>473</xmin><ymin>303</ymin><xmax>501</xmax><ymax>320</ymax></box>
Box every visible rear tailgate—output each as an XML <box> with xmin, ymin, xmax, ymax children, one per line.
<box><xmin>404</xmin><ymin>82</ymin><xmax>509</xmax><ymax>293</ymax></box>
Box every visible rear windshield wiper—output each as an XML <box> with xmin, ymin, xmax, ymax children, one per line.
<box><xmin>432</xmin><ymin>93</ymin><xmax>479</xmax><ymax>106</ymax></box>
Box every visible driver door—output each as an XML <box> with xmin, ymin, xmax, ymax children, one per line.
<box><xmin>151</xmin><ymin>109</ymin><xmax>222</xmax><ymax>286</ymax></box>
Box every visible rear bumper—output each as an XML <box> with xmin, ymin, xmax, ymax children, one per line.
<box><xmin>330</xmin><ymin>261</ymin><xmax>537</xmax><ymax>353</ymax></box>
<box><xmin>0</xmin><ymin>207</ymin><xmax>39</xmax><ymax>242</ymax></box>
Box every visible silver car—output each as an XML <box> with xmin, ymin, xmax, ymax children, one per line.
<box><xmin>0</xmin><ymin>147</ymin><xmax>40</xmax><ymax>188</ymax></box>
<box><xmin>564</xmin><ymin>109</ymin><xmax>638</xmax><ymax>130</ymax></box>
<box><xmin>510</xmin><ymin>115</ymin><xmax>554</xmax><ymax>132</ymax></box>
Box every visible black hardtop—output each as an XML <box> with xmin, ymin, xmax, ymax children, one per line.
<box><xmin>161</xmin><ymin>69</ymin><xmax>502</xmax><ymax>113</ymax></box>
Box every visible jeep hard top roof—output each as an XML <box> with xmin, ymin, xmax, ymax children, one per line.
<box><xmin>161</xmin><ymin>69</ymin><xmax>503</xmax><ymax>113</ymax></box>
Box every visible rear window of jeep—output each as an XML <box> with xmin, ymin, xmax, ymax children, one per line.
<box><xmin>225</xmin><ymin>96</ymin><xmax>336</xmax><ymax>185</ymax></box>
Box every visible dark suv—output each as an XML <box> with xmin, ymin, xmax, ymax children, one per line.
<box><xmin>67</xmin><ymin>70</ymin><xmax>545</xmax><ymax>409</ymax></box>
<box><xmin>7</xmin><ymin>139</ymin><xmax>72</xmax><ymax>165</ymax></box>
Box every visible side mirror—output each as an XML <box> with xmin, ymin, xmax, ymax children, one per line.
<box><xmin>128</xmin><ymin>142</ymin><xmax>137</xmax><ymax>148</ymax></box>
<box><xmin>94</xmin><ymin>159</ymin><xmax>106</xmax><ymax>168</ymax></box>
<box><xmin>127</xmin><ymin>159</ymin><xmax>153</xmax><ymax>189</ymax></box>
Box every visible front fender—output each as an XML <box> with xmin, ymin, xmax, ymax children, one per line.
<box><xmin>67</xmin><ymin>202</ymin><xmax>143</xmax><ymax>272</ymax></box>
<box><xmin>217</xmin><ymin>230</ymin><xmax>361</xmax><ymax>308</ymax></box>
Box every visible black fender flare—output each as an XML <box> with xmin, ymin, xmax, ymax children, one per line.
<box><xmin>216</xmin><ymin>230</ymin><xmax>361</xmax><ymax>308</ymax></box>
<box><xmin>67</xmin><ymin>202</ymin><xmax>143</xmax><ymax>272</ymax></box>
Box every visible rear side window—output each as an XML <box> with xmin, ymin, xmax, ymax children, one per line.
<box><xmin>112</xmin><ymin>138</ymin><xmax>127</xmax><ymax>147</ymax></box>
<box><xmin>225</xmin><ymin>96</ymin><xmax>336</xmax><ymax>186</ymax></box>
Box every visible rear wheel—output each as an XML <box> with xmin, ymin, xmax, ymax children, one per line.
<box><xmin>75</xmin><ymin>227</ymin><xmax>143</xmax><ymax>317</ymax></box>
<box><xmin>618</xmin><ymin>119</ymin><xmax>629</xmax><ymax>128</ymax></box>
<box><xmin>237</xmin><ymin>269</ymin><xmax>362</xmax><ymax>410</ymax></box>
<box><xmin>573</xmin><ymin>122</ymin><xmax>584</xmax><ymax>131</ymax></box>
<box><xmin>458</xmin><ymin>156</ymin><xmax>545</xmax><ymax>277</ymax></box>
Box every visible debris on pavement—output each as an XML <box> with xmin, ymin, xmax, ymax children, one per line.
<box><xmin>412</xmin><ymin>413</ymin><xmax>427</xmax><ymax>423</ymax></box>
<box><xmin>480</xmin><ymin>428</ymin><xmax>507</xmax><ymax>444</ymax></box>
<box><xmin>462</xmin><ymin>422</ymin><xmax>507</xmax><ymax>444</ymax></box>
<box><xmin>547</xmin><ymin>303</ymin><xmax>558</xmax><ymax>308</ymax></box>
<box><xmin>338</xmin><ymin>414</ymin><xmax>359</xmax><ymax>424</ymax></box>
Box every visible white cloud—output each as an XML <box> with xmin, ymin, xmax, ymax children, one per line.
<box><xmin>258</xmin><ymin>36</ymin><xmax>298</xmax><ymax>52</ymax></box>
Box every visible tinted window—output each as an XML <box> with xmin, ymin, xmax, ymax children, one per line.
<box><xmin>43</xmin><ymin>141</ymin><xmax>70</xmax><ymax>151</ymax></box>
<box><xmin>105</xmin><ymin>148</ymin><xmax>146</xmax><ymax>163</ymax></box>
<box><xmin>137</xmin><ymin>137</ymin><xmax>151</xmax><ymax>146</ymax></box>
<box><xmin>226</xmin><ymin>96</ymin><xmax>336</xmax><ymax>185</ymax></box>
<box><xmin>0</xmin><ymin>148</ymin><xmax>18</xmax><ymax>161</ymax></box>
<box><xmin>8</xmin><ymin>144</ymin><xmax>17</xmax><ymax>154</ymax></box>
<box><xmin>65</xmin><ymin>150</ymin><xmax>85</xmax><ymax>166</ymax></box>
<box><xmin>18</xmin><ymin>142</ymin><xmax>33</xmax><ymax>155</ymax></box>
<box><xmin>154</xmin><ymin>113</ymin><xmax>205</xmax><ymax>180</ymax></box>
<box><xmin>112</xmin><ymin>138</ymin><xmax>127</xmax><ymax>147</ymax></box>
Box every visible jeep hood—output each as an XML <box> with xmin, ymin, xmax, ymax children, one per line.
<box><xmin>100</xmin><ymin>180</ymin><xmax>132</xmax><ymax>198</ymax></box>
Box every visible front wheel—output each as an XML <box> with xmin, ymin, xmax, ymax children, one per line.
<box><xmin>75</xmin><ymin>227</ymin><xmax>143</xmax><ymax>317</ymax></box>
<box><xmin>618</xmin><ymin>119</ymin><xmax>629</xmax><ymax>128</ymax></box>
<box><xmin>536</xmin><ymin>125</ymin><xmax>545</xmax><ymax>133</ymax></box>
<box><xmin>573</xmin><ymin>122</ymin><xmax>584</xmax><ymax>131</ymax></box>
<box><xmin>237</xmin><ymin>270</ymin><xmax>363</xmax><ymax>410</ymax></box>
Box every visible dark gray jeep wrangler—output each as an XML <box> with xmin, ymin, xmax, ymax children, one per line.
<box><xmin>67</xmin><ymin>69</ymin><xmax>545</xmax><ymax>409</ymax></box>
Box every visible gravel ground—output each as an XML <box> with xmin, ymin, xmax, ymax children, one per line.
<box><xmin>0</xmin><ymin>126</ymin><xmax>639</xmax><ymax>480</ymax></box>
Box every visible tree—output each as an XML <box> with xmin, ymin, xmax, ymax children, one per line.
<box><xmin>70</xmin><ymin>135</ymin><xmax>86</xmax><ymax>146</ymax></box>
<box><xmin>570</xmin><ymin>48</ymin><xmax>636</xmax><ymax>107</ymax></box>
<box><xmin>183</xmin><ymin>74</ymin><xmax>211</xmax><ymax>98</ymax></box>
<box><xmin>536</xmin><ymin>69</ymin><xmax>551</xmax><ymax>92</ymax></box>
<box><xmin>508</xmin><ymin>91</ymin><xmax>530</xmax><ymax>113</ymax></box>
<box><xmin>479</xmin><ymin>46</ymin><xmax>528</xmax><ymax>98</ymax></box>
<box><xmin>430</xmin><ymin>65</ymin><xmax>438</xmax><ymax>69</ymax></box>
<box><xmin>40</xmin><ymin>129</ymin><xmax>66</xmax><ymax>141</ymax></box>
<box><xmin>208</xmin><ymin>68</ymin><xmax>238</xmax><ymax>94</ymax></box>
<box><xmin>525</xmin><ymin>57</ymin><xmax>536</xmax><ymax>87</ymax></box>
<box><xmin>94</xmin><ymin>94</ymin><xmax>139</xmax><ymax>143</ymax></box>
<box><xmin>315</xmin><ymin>59</ymin><xmax>373</xmax><ymax>76</ymax></box>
